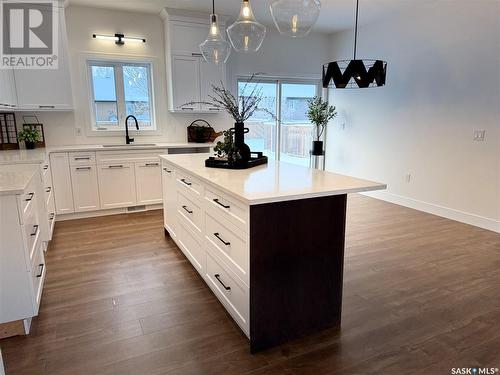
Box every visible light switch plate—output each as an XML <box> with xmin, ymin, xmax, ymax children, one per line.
<box><xmin>473</xmin><ymin>130</ymin><xmax>485</xmax><ymax>141</ymax></box>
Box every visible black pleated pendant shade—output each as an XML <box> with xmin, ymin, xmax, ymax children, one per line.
<box><xmin>322</xmin><ymin>59</ymin><xmax>387</xmax><ymax>89</ymax></box>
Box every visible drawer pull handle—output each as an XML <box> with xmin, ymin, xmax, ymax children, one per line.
<box><xmin>43</xmin><ymin>165</ymin><xmax>49</xmax><ymax>170</ymax></box>
<box><xmin>39</xmin><ymin>105</ymin><xmax>55</xmax><ymax>109</ymax></box>
<box><xmin>30</xmin><ymin>225</ymin><xmax>39</xmax><ymax>236</ymax></box>
<box><xmin>45</xmin><ymin>187</ymin><xmax>51</xmax><ymax>193</ymax></box>
<box><xmin>180</xmin><ymin>178</ymin><xmax>192</xmax><ymax>186</ymax></box>
<box><xmin>213</xmin><ymin>198</ymin><xmax>230</xmax><ymax>209</ymax></box>
<box><xmin>181</xmin><ymin>107</ymin><xmax>194</xmax><ymax>111</ymax></box>
<box><xmin>36</xmin><ymin>264</ymin><xmax>44</xmax><ymax>278</ymax></box>
<box><xmin>74</xmin><ymin>157</ymin><xmax>91</xmax><ymax>160</ymax></box>
<box><xmin>163</xmin><ymin>168</ymin><xmax>172</xmax><ymax>173</ymax></box>
<box><xmin>145</xmin><ymin>163</ymin><xmax>159</xmax><ymax>167</ymax></box>
<box><xmin>182</xmin><ymin>205</ymin><xmax>193</xmax><ymax>214</ymax></box>
<box><xmin>214</xmin><ymin>232</ymin><xmax>230</xmax><ymax>246</ymax></box>
<box><xmin>76</xmin><ymin>167</ymin><xmax>91</xmax><ymax>171</ymax></box>
<box><xmin>49</xmin><ymin>213</ymin><xmax>55</xmax><ymax>220</ymax></box>
<box><xmin>25</xmin><ymin>192</ymin><xmax>34</xmax><ymax>201</ymax></box>
<box><xmin>108</xmin><ymin>165</ymin><xmax>124</xmax><ymax>169</ymax></box>
<box><xmin>214</xmin><ymin>274</ymin><xmax>231</xmax><ymax>291</ymax></box>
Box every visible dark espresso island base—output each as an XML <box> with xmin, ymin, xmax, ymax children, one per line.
<box><xmin>250</xmin><ymin>194</ymin><xmax>347</xmax><ymax>353</ymax></box>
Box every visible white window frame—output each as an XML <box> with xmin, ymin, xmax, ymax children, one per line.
<box><xmin>83</xmin><ymin>55</ymin><xmax>158</xmax><ymax>135</ymax></box>
<box><xmin>236</xmin><ymin>75</ymin><xmax>321</xmax><ymax>161</ymax></box>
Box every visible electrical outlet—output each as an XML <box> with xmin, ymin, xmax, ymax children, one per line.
<box><xmin>473</xmin><ymin>129</ymin><xmax>485</xmax><ymax>141</ymax></box>
<box><xmin>405</xmin><ymin>173</ymin><xmax>411</xmax><ymax>183</ymax></box>
<box><xmin>75</xmin><ymin>127</ymin><xmax>82</xmax><ymax>136</ymax></box>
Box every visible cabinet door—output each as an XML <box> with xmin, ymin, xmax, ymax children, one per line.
<box><xmin>162</xmin><ymin>162</ymin><xmax>177</xmax><ymax>238</ymax></box>
<box><xmin>14</xmin><ymin>7</ymin><xmax>73</xmax><ymax>110</ymax></box>
<box><xmin>200</xmin><ymin>60</ymin><xmax>224</xmax><ymax>112</ymax></box>
<box><xmin>97</xmin><ymin>163</ymin><xmax>136</xmax><ymax>209</ymax></box>
<box><xmin>0</xmin><ymin>66</ymin><xmax>17</xmax><ymax>109</ymax></box>
<box><xmin>171</xmin><ymin>55</ymin><xmax>200</xmax><ymax>112</ymax></box>
<box><xmin>135</xmin><ymin>161</ymin><xmax>162</xmax><ymax>205</ymax></box>
<box><xmin>70</xmin><ymin>165</ymin><xmax>100</xmax><ymax>212</ymax></box>
<box><xmin>49</xmin><ymin>153</ymin><xmax>74</xmax><ymax>214</ymax></box>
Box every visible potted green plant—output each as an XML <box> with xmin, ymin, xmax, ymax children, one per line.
<box><xmin>17</xmin><ymin>128</ymin><xmax>41</xmax><ymax>150</ymax></box>
<box><xmin>306</xmin><ymin>96</ymin><xmax>337</xmax><ymax>156</ymax></box>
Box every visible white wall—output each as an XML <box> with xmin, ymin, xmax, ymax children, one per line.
<box><xmin>22</xmin><ymin>5</ymin><xmax>330</xmax><ymax>146</ymax></box>
<box><xmin>325</xmin><ymin>0</ymin><xmax>500</xmax><ymax>232</ymax></box>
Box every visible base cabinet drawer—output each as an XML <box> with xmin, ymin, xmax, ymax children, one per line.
<box><xmin>135</xmin><ymin>162</ymin><xmax>162</xmax><ymax>205</ymax></box>
<box><xmin>31</xmin><ymin>244</ymin><xmax>46</xmax><ymax>313</ymax></box>
<box><xmin>205</xmin><ymin>250</ymin><xmax>249</xmax><ymax>336</ymax></box>
<box><xmin>177</xmin><ymin>217</ymin><xmax>205</xmax><ymax>274</ymax></box>
<box><xmin>71</xmin><ymin>165</ymin><xmax>100</xmax><ymax>212</ymax></box>
<box><xmin>177</xmin><ymin>190</ymin><xmax>203</xmax><ymax>236</ymax></box>
<box><xmin>98</xmin><ymin>163</ymin><xmax>137</xmax><ymax>209</ymax></box>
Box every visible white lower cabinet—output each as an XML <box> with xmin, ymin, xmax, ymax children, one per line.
<box><xmin>162</xmin><ymin>162</ymin><xmax>177</xmax><ymax>239</ymax></box>
<box><xmin>135</xmin><ymin>162</ymin><xmax>162</xmax><ymax>205</ymax></box>
<box><xmin>50</xmin><ymin>153</ymin><xmax>74</xmax><ymax>214</ymax></box>
<box><xmin>98</xmin><ymin>163</ymin><xmax>137</xmax><ymax>209</ymax></box>
<box><xmin>70</xmin><ymin>165</ymin><xmax>100</xmax><ymax>212</ymax></box>
<box><xmin>161</xmin><ymin>158</ymin><xmax>250</xmax><ymax>336</ymax></box>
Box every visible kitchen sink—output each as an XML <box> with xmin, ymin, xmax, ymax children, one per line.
<box><xmin>102</xmin><ymin>143</ymin><xmax>157</xmax><ymax>148</ymax></box>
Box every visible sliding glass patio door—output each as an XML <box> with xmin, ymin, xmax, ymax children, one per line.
<box><xmin>238</xmin><ymin>79</ymin><xmax>319</xmax><ymax>167</ymax></box>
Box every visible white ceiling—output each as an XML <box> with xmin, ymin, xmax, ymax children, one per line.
<box><xmin>67</xmin><ymin>0</ymin><xmax>427</xmax><ymax>34</ymax></box>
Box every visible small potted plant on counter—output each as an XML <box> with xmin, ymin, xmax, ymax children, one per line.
<box><xmin>307</xmin><ymin>96</ymin><xmax>337</xmax><ymax>157</ymax></box>
<box><xmin>17</xmin><ymin>127</ymin><xmax>41</xmax><ymax>150</ymax></box>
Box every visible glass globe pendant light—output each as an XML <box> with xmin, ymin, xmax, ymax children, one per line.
<box><xmin>270</xmin><ymin>0</ymin><xmax>321</xmax><ymax>37</ymax></box>
<box><xmin>227</xmin><ymin>0</ymin><xmax>266</xmax><ymax>53</ymax></box>
<box><xmin>199</xmin><ymin>0</ymin><xmax>231</xmax><ymax>64</ymax></box>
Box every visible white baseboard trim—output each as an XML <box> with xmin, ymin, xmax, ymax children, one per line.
<box><xmin>362</xmin><ymin>191</ymin><xmax>500</xmax><ymax>233</ymax></box>
<box><xmin>56</xmin><ymin>204</ymin><xmax>163</xmax><ymax>221</ymax></box>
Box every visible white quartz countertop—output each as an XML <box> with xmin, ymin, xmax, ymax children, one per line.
<box><xmin>0</xmin><ymin>143</ymin><xmax>213</xmax><ymax>165</ymax></box>
<box><xmin>161</xmin><ymin>154</ymin><xmax>386</xmax><ymax>205</ymax></box>
<box><xmin>0</xmin><ymin>164</ymin><xmax>37</xmax><ymax>196</ymax></box>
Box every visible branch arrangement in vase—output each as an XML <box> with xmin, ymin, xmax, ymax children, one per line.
<box><xmin>307</xmin><ymin>96</ymin><xmax>337</xmax><ymax>141</ymax></box>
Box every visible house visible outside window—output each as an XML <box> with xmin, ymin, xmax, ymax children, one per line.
<box><xmin>88</xmin><ymin>61</ymin><xmax>155</xmax><ymax>131</ymax></box>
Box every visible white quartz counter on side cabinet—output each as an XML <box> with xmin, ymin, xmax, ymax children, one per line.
<box><xmin>0</xmin><ymin>165</ymin><xmax>38</xmax><ymax>196</ymax></box>
<box><xmin>160</xmin><ymin>153</ymin><xmax>386</xmax><ymax>205</ymax></box>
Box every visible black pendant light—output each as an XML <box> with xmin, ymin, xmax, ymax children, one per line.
<box><xmin>322</xmin><ymin>0</ymin><xmax>387</xmax><ymax>89</ymax></box>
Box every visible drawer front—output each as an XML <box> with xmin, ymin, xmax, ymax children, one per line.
<box><xmin>41</xmin><ymin>161</ymin><xmax>52</xmax><ymax>186</ymax></box>
<box><xmin>176</xmin><ymin>170</ymin><xmax>203</xmax><ymax>201</ymax></box>
<box><xmin>69</xmin><ymin>152</ymin><xmax>96</xmax><ymax>165</ymax></box>
<box><xmin>23</xmin><ymin>204</ymin><xmax>40</xmax><ymax>262</ymax></box>
<box><xmin>19</xmin><ymin>177</ymin><xmax>37</xmax><ymax>219</ymax></box>
<box><xmin>31</xmin><ymin>243</ymin><xmax>46</xmax><ymax>312</ymax></box>
<box><xmin>177</xmin><ymin>191</ymin><xmax>203</xmax><ymax>236</ymax></box>
<box><xmin>96</xmin><ymin>151</ymin><xmax>166</xmax><ymax>164</ymax></box>
<box><xmin>205</xmin><ymin>251</ymin><xmax>249</xmax><ymax>336</ymax></box>
<box><xmin>205</xmin><ymin>187</ymin><xmax>248</xmax><ymax>232</ymax></box>
<box><xmin>177</xmin><ymin>217</ymin><xmax>205</xmax><ymax>274</ymax></box>
<box><xmin>205</xmin><ymin>212</ymin><xmax>249</xmax><ymax>286</ymax></box>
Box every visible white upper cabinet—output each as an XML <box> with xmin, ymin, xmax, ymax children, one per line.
<box><xmin>13</xmin><ymin>3</ymin><xmax>73</xmax><ymax>111</ymax></box>
<box><xmin>0</xmin><ymin>63</ymin><xmax>18</xmax><ymax>110</ymax></box>
<box><xmin>162</xmin><ymin>8</ymin><xmax>227</xmax><ymax>113</ymax></box>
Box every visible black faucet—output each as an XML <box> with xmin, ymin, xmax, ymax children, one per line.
<box><xmin>125</xmin><ymin>115</ymin><xmax>139</xmax><ymax>144</ymax></box>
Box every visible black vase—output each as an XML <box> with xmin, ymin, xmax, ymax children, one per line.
<box><xmin>311</xmin><ymin>140</ymin><xmax>324</xmax><ymax>156</ymax></box>
<box><xmin>233</xmin><ymin>122</ymin><xmax>251</xmax><ymax>162</ymax></box>
<box><xmin>25</xmin><ymin>142</ymin><xmax>35</xmax><ymax>150</ymax></box>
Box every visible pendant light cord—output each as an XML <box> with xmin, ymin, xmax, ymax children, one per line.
<box><xmin>353</xmin><ymin>0</ymin><xmax>359</xmax><ymax>60</ymax></box>
<box><xmin>212</xmin><ymin>0</ymin><xmax>215</xmax><ymax>15</ymax></box>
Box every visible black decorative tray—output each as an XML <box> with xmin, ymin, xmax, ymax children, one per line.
<box><xmin>205</xmin><ymin>152</ymin><xmax>268</xmax><ymax>169</ymax></box>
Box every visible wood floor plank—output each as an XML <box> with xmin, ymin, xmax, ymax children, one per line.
<box><xmin>1</xmin><ymin>196</ymin><xmax>499</xmax><ymax>374</ymax></box>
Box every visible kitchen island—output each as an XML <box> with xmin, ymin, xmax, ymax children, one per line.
<box><xmin>160</xmin><ymin>154</ymin><xmax>386</xmax><ymax>352</ymax></box>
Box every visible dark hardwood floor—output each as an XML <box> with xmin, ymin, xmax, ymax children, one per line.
<box><xmin>1</xmin><ymin>195</ymin><xmax>499</xmax><ymax>374</ymax></box>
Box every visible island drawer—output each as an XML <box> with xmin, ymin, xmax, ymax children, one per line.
<box><xmin>177</xmin><ymin>190</ymin><xmax>203</xmax><ymax>237</ymax></box>
<box><xmin>177</xmin><ymin>216</ymin><xmax>205</xmax><ymax>274</ymax></box>
<box><xmin>205</xmin><ymin>250</ymin><xmax>249</xmax><ymax>337</ymax></box>
<box><xmin>205</xmin><ymin>212</ymin><xmax>249</xmax><ymax>286</ymax></box>
<box><xmin>19</xmin><ymin>176</ymin><xmax>37</xmax><ymax>220</ymax></box>
<box><xmin>69</xmin><ymin>152</ymin><xmax>96</xmax><ymax>165</ymax></box>
<box><xmin>205</xmin><ymin>186</ymin><xmax>248</xmax><ymax>233</ymax></box>
<box><xmin>176</xmin><ymin>170</ymin><xmax>203</xmax><ymax>201</ymax></box>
